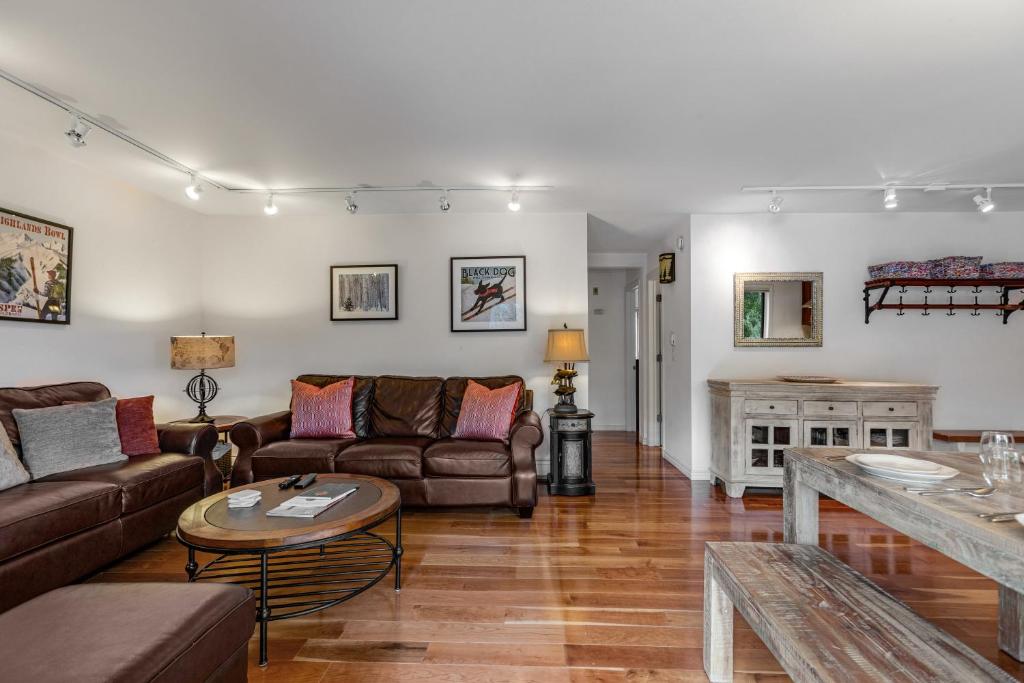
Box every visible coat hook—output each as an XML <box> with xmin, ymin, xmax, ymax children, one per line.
<box><xmin>921</xmin><ymin>295</ymin><xmax>930</xmax><ymax>316</ymax></box>
<box><xmin>899</xmin><ymin>285</ymin><xmax>908</xmax><ymax>294</ymax></box>
<box><xmin>972</xmin><ymin>286</ymin><xmax>983</xmax><ymax>294</ymax></box>
<box><xmin>972</xmin><ymin>295</ymin><xmax>981</xmax><ymax>316</ymax></box>
<box><xmin>923</xmin><ymin>286</ymin><xmax>933</xmax><ymax>294</ymax></box>
<box><xmin>947</xmin><ymin>286</ymin><xmax>958</xmax><ymax>294</ymax></box>
<box><xmin>897</xmin><ymin>295</ymin><xmax>905</xmax><ymax>316</ymax></box>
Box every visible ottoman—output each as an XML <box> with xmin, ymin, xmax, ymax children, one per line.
<box><xmin>0</xmin><ymin>583</ymin><xmax>255</xmax><ymax>682</ymax></box>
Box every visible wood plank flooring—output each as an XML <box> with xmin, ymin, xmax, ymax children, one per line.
<box><xmin>92</xmin><ymin>432</ymin><xmax>1024</xmax><ymax>681</ymax></box>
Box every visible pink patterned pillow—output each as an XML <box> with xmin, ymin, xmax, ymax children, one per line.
<box><xmin>290</xmin><ymin>379</ymin><xmax>355</xmax><ymax>439</ymax></box>
<box><xmin>453</xmin><ymin>380</ymin><xmax>522</xmax><ymax>441</ymax></box>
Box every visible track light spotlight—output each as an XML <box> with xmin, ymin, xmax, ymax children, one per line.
<box><xmin>64</xmin><ymin>113</ymin><xmax>91</xmax><ymax>148</ymax></box>
<box><xmin>883</xmin><ymin>187</ymin><xmax>898</xmax><ymax>210</ymax></box>
<box><xmin>184</xmin><ymin>173</ymin><xmax>203</xmax><ymax>201</ymax></box>
<box><xmin>767</xmin><ymin>192</ymin><xmax>783</xmax><ymax>214</ymax></box>
<box><xmin>507</xmin><ymin>190</ymin><xmax>521</xmax><ymax>212</ymax></box>
<box><xmin>263</xmin><ymin>194</ymin><xmax>279</xmax><ymax>216</ymax></box>
<box><xmin>974</xmin><ymin>188</ymin><xmax>995</xmax><ymax>213</ymax></box>
<box><xmin>439</xmin><ymin>191</ymin><xmax>451</xmax><ymax>212</ymax></box>
<box><xmin>345</xmin><ymin>194</ymin><xmax>359</xmax><ymax>214</ymax></box>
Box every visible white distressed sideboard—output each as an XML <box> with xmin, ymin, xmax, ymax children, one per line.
<box><xmin>708</xmin><ymin>379</ymin><xmax>938</xmax><ymax>497</ymax></box>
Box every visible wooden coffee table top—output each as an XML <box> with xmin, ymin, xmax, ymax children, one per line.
<box><xmin>177</xmin><ymin>474</ymin><xmax>400</xmax><ymax>550</ymax></box>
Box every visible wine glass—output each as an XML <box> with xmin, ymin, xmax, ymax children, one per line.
<box><xmin>980</xmin><ymin>432</ymin><xmax>1018</xmax><ymax>487</ymax></box>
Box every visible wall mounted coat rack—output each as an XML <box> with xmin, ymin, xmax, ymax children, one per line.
<box><xmin>863</xmin><ymin>278</ymin><xmax>1024</xmax><ymax>324</ymax></box>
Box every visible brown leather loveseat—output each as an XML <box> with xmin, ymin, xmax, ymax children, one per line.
<box><xmin>231</xmin><ymin>375</ymin><xmax>544</xmax><ymax>517</ymax></box>
<box><xmin>0</xmin><ymin>381</ymin><xmax>222</xmax><ymax>612</ymax></box>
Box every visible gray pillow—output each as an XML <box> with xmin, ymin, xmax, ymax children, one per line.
<box><xmin>13</xmin><ymin>398</ymin><xmax>126</xmax><ymax>479</ymax></box>
<box><xmin>0</xmin><ymin>425</ymin><xmax>30</xmax><ymax>491</ymax></box>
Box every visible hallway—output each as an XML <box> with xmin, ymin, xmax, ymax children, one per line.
<box><xmin>97</xmin><ymin>432</ymin><xmax>1021</xmax><ymax>681</ymax></box>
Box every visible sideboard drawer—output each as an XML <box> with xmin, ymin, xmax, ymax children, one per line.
<box><xmin>863</xmin><ymin>401</ymin><xmax>918</xmax><ymax>417</ymax></box>
<box><xmin>556</xmin><ymin>418</ymin><xmax>589</xmax><ymax>432</ymax></box>
<box><xmin>744</xmin><ymin>399</ymin><xmax>798</xmax><ymax>416</ymax></box>
<box><xmin>803</xmin><ymin>400</ymin><xmax>858</xmax><ymax>417</ymax></box>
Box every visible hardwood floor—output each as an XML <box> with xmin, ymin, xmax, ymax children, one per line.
<box><xmin>93</xmin><ymin>432</ymin><xmax>1024</xmax><ymax>681</ymax></box>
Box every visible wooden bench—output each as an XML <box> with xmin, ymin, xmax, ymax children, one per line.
<box><xmin>703</xmin><ymin>542</ymin><xmax>1014</xmax><ymax>682</ymax></box>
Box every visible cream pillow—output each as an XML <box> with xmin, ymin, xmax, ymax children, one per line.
<box><xmin>0</xmin><ymin>425</ymin><xmax>30</xmax><ymax>491</ymax></box>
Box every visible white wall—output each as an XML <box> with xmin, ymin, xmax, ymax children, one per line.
<box><xmin>683</xmin><ymin>212</ymin><xmax>1024</xmax><ymax>478</ymax></box>
<box><xmin>199</xmin><ymin>212</ymin><xmax>589</xmax><ymax>476</ymax></box>
<box><xmin>0</xmin><ymin>131</ymin><xmax>203</xmax><ymax>420</ymax></box>
<box><xmin>587</xmin><ymin>268</ymin><xmax>627</xmax><ymax>429</ymax></box>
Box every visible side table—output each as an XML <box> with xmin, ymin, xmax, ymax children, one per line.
<box><xmin>548</xmin><ymin>410</ymin><xmax>595</xmax><ymax>496</ymax></box>
<box><xmin>172</xmin><ymin>415</ymin><xmax>248</xmax><ymax>484</ymax></box>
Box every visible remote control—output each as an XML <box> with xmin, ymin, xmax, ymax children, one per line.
<box><xmin>294</xmin><ymin>473</ymin><xmax>318</xmax><ymax>489</ymax></box>
<box><xmin>278</xmin><ymin>475</ymin><xmax>302</xmax><ymax>490</ymax></box>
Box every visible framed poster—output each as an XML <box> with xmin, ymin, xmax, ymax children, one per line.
<box><xmin>0</xmin><ymin>207</ymin><xmax>73</xmax><ymax>325</ymax></box>
<box><xmin>330</xmin><ymin>264</ymin><xmax>398</xmax><ymax>321</ymax></box>
<box><xmin>450</xmin><ymin>255</ymin><xmax>526</xmax><ymax>332</ymax></box>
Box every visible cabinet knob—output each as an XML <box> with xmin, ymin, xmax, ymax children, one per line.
<box><xmin>888</xmin><ymin>407</ymin><xmax>895</xmax><ymax>412</ymax></box>
<box><xmin>769</xmin><ymin>405</ymin><xmax>775</xmax><ymax>410</ymax></box>
<box><xmin>828</xmin><ymin>406</ymin><xmax>834</xmax><ymax>411</ymax></box>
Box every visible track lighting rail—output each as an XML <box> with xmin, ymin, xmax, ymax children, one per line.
<box><xmin>744</xmin><ymin>184</ymin><xmax>1024</xmax><ymax>192</ymax></box>
<box><xmin>0</xmin><ymin>66</ymin><xmax>551</xmax><ymax>209</ymax></box>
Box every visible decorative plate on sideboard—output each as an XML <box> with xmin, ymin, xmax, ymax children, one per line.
<box><xmin>778</xmin><ymin>375</ymin><xmax>841</xmax><ymax>384</ymax></box>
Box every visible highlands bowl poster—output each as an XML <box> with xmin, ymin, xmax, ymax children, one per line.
<box><xmin>450</xmin><ymin>255</ymin><xmax>526</xmax><ymax>332</ymax></box>
<box><xmin>0</xmin><ymin>208</ymin><xmax>73</xmax><ymax>325</ymax></box>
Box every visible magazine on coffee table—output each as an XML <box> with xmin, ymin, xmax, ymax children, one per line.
<box><xmin>265</xmin><ymin>483</ymin><xmax>360</xmax><ymax>518</ymax></box>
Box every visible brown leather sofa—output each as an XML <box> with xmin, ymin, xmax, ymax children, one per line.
<box><xmin>0</xmin><ymin>381</ymin><xmax>222</xmax><ymax>612</ymax></box>
<box><xmin>231</xmin><ymin>374</ymin><xmax>544</xmax><ymax>517</ymax></box>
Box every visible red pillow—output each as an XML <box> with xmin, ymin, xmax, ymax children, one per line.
<box><xmin>453</xmin><ymin>380</ymin><xmax>521</xmax><ymax>441</ymax></box>
<box><xmin>290</xmin><ymin>379</ymin><xmax>356</xmax><ymax>439</ymax></box>
<box><xmin>64</xmin><ymin>396</ymin><xmax>161</xmax><ymax>456</ymax></box>
<box><xmin>116</xmin><ymin>396</ymin><xmax>161</xmax><ymax>456</ymax></box>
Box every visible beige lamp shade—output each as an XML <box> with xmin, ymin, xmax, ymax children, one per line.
<box><xmin>544</xmin><ymin>328</ymin><xmax>589</xmax><ymax>363</ymax></box>
<box><xmin>170</xmin><ymin>335</ymin><xmax>236</xmax><ymax>370</ymax></box>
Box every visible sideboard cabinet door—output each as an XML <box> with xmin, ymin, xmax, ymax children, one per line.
<box><xmin>744</xmin><ymin>419</ymin><xmax>799</xmax><ymax>475</ymax></box>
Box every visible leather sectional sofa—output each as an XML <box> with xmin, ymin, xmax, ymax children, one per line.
<box><xmin>231</xmin><ymin>374</ymin><xmax>544</xmax><ymax>517</ymax></box>
<box><xmin>0</xmin><ymin>381</ymin><xmax>223</xmax><ymax>611</ymax></box>
<box><xmin>0</xmin><ymin>381</ymin><xmax>255</xmax><ymax>682</ymax></box>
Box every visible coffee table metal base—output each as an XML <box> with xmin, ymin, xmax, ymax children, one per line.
<box><xmin>179</xmin><ymin>507</ymin><xmax>402</xmax><ymax>666</ymax></box>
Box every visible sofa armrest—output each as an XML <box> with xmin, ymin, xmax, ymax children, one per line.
<box><xmin>509</xmin><ymin>410</ymin><xmax>543</xmax><ymax>509</ymax></box>
<box><xmin>228</xmin><ymin>411</ymin><xmax>291</xmax><ymax>486</ymax></box>
<box><xmin>156</xmin><ymin>422</ymin><xmax>221</xmax><ymax>496</ymax></box>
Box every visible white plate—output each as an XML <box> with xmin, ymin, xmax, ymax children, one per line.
<box><xmin>845</xmin><ymin>453</ymin><xmax>959</xmax><ymax>483</ymax></box>
<box><xmin>1016</xmin><ymin>513</ymin><xmax>1024</xmax><ymax>528</ymax></box>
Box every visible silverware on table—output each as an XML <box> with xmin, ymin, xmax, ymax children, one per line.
<box><xmin>905</xmin><ymin>486</ymin><xmax>997</xmax><ymax>497</ymax></box>
<box><xmin>978</xmin><ymin>510</ymin><xmax>1024</xmax><ymax>522</ymax></box>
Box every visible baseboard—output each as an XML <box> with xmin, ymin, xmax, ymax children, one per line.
<box><xmin>661</xmin><ymin>449</ymin><xmax>710</xmax><ymax>481</ymax></box>
<box><xmin>592</xmin><ymin>424</ymin><xmax>626</xmax><ymax>432</ymax></box>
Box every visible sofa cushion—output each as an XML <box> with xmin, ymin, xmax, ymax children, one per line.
<box><xmin>336</xmin><ymin>437</ymin><xmax>429</xmax><ymax>479</ymax></box>
<box><xmin>251</xmin><ymin>438</ymin><xmax>357</xmax><ymax>477</ymax></box>
<box><xmin>290</xmin><ymin>378</ymin><xmax>356</xmax><ymax>439</ymax></box>
<box><xmin>39</xmin><ymin>453</ymin><xmax>203</xmax><ymax>514</ymax></box>
<box><xmin>441</xmin><ymin>376</ymin><xmax>525</xmax><ymax>437</ymax></box>
<box><xmin>0</xmin><ymin>582</ymin><xmax>255</xmax><ymax>683</ymax></box>
<box><xmin>0</xmin><ymin>481</ymin><xmax>121</xmax><ymax>562</ymax></box>
<box><xmin>370</xmin><ymin>376</ymin><xmax>443</xmax><ymax>438</ymax></box>
<box><xmin>453</xmin><ymin>380</ymin><xmax>521</xmax><ymax>441</ymax></box>
<box><xmin>423</xmin><ymin>439</ymin><xmax>512</xmax><ymax>478</ymax></box>
<box><xmin>295</xmin><ymin>374</ymin><xmax>375</xmax><ymax>438</ymax></box>
<box><xmin>0</xmin><ymin>381</ymin><xmax>110</xmax><ymax>453</ymax></box>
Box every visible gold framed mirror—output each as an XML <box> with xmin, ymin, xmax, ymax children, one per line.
<box><xmin>734</xmin><ymin>272</ymin><xmax>823</xmax><ymax>347</ymax></box>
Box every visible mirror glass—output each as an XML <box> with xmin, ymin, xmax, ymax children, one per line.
<box><xmin>734</xmin><ymin>273</ymin><xmax>822</xmax><ymax>347</ymax></box>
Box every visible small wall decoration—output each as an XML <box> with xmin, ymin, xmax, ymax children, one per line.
<box><xmin>450</xmin><ymin>255</ymin><xmax>526</xmax><ymax>332</ymax></box>
<box><xmin>0</xmin><ymin>207</ymin><xmax>73</xmax><ymax>325</ymax></box>
<box><xmin>330</xmin><ymin>264</ymin><xmax>398</xmax><ymax>321</ymax></box>
<box><xmin>659</xmin><ymin>252</ymin><xmax>676</xmax><ymax>283</ymax></box>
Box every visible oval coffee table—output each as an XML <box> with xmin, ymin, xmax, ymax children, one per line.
<box><xmin>177</xmin><ymin>474</ymin><xmax>402</xmax><ymax>666</ymax></box>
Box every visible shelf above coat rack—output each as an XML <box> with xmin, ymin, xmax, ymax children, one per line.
<box><xmin>863</xmin><ymin>278</ymin><xmax>1024</xmax><ymax>324</ymax></box>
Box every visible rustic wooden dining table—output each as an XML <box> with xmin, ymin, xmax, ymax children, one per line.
<box><xmin>783</xmin><ymin>446</ymin><xmax>1024</xmax><ymax>662</ymax></box>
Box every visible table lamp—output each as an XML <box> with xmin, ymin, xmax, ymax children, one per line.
<box><xmin>544</xmin><ymin>325</ymin><xmax>589</xmax><ymax>414</ymax></box>
<box><xmin>170</xmin><ymin>333</ymin><xmax>235</xmax><ymax>422</ymax></box>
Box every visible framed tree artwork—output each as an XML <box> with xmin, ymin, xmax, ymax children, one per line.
<box><xmin>450</xmin><ymin>255</ymin><xmax>526</xmax><ymax>332</ymax></box>
<box><xmin>330</xmin><ymin>264</ymin><xmax>398</xmax><ymax>321</ymax></box>
<box><xmin>0</xmin><ymin>207</ymin><xmax>73</xmax><ymax>325</ymax></box>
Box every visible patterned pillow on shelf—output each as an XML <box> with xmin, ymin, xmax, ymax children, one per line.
<box><xmin>867</xmin><ymin>261</ymin><xmax>932</xmax><ymax>279</ymax></box>
<box><xmin>929</xmin><ymin>256</ymin><xmax>983</xmax><ymax>279</ymax></box>
<box><xmin>981</xmin><ymin>262</ymin><xmax>1024</xmax><ymax>279</ymax></box>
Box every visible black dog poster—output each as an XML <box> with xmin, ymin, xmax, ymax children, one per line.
<box><xmin>450</xmin><ymin>256</ymin><xmax>526</xmax><ymax>332</ymax></box>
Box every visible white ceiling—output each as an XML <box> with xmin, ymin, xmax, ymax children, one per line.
<box><xmin>2</xmin><ymin>1</ymin><xmax>1024</xmax><ymax>250</ymax></box>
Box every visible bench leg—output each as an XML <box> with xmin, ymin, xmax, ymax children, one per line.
<box><xmin>704</xmin><ymin>554</ymin><xmax>734</xmax><ymax>682</ymax></box>
<box><xmin>999</xmin><ymin>585</ymin><xmax>1024</xmax><ymax>661</ymax></box>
